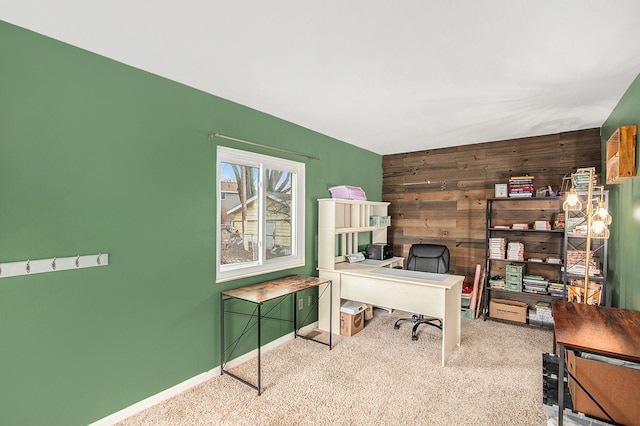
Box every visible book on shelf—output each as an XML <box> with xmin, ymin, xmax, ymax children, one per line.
<box><xmin>508</xmin><ymin>175</ymin><xmax>535</xmax><ymax>197</ymax></box>
<box><xmin>565</xmin><ymin>250</ymin><xmax>599</xmax><ymax>275</ymax></box>
<box><xmin>566</xmin><ymin>250</ymin><xmax>596</xmax><ymax>261</ymax></box>
<box><xmin>572</xmin><ymin>168</ymin><xmax>598</xmax><ymax>191</ymax></box>
<box><xmin>506</xmin><ymin>242</ymin><xmax>524</xmax><ymax>261</ymax></box>
<box><xmin>534</xmin><ymin>220</ymin><xmax>551</xmax><ymax>230</ymax></box>
<box><xmin>566</xmin><ymin>217</ymin><xmax>586</xmax><ymax>232</ymax></box>
<box><xmin>523</xmin><ymin>275</ymin><xmax>549</xmax><ymax>283</ymax></box>
<box><xmin>548</xmin><ymin>282</ymin><xmax>565</xmax><ymax>297</ymax></box>
<box><xmin>489</xmin><ymin>237</ymin><xmax>506</xmax><ymax>259</ymax></box>
<box><xmin>565</xmin><ymin>265</ymin><xmax>601</xmax><ymax>276</ymax></box>
<box><xmin>523</xmin><ymin>275</ymin><xmax>549</xmax><ymax>294</ymax></box>
<box><xmin>523</xmin><ymin>288</ymin><xmax>548</xmax><ymax>294</ymax></box>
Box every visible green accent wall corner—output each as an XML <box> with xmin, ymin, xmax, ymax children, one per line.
<box><xmin>601</xmin><ymin>72</ymin><xmax>640</xmax><ymax>311</ymax></box>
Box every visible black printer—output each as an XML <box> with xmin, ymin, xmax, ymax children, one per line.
<box><xmin>365</xmin><ymin>243</ymin><xmax>393</xmax><ymax>260</ymax></box>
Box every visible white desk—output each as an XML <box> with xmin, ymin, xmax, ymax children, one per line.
<box><xmin>318</xmin><ymin>259</ymin><xmax>463</xmax><ymax>366</ymax></box>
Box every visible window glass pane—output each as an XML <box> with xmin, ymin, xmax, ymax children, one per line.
<box><xmin>216</xmin><ymin>146</ymin><xmax>305</xmax><ymax>283</ymax></box>
<box><xmin>219</xmin><ymin>162</ymin><xmax>259</xmax><ymax>266</ymax></box>
<box><xmin>265</xmin><ymin>168</ymin><xmax>292</xmax><ymax>260</ymax></box>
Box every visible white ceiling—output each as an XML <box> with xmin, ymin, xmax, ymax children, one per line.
<box><xmin>3</xmin><ymin>1</ymin><xmax>640</xmax><ymax>155</ymax></box>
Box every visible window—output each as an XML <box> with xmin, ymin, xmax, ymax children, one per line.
<box><xmin>216</xmin><ymin>146</ymin><xmax>305</xmax><ymax>282</ymax></box>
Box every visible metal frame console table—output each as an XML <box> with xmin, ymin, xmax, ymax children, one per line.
<box><xmin>552</xmin><ymin>300</ymin><xmax>640</xmax><ymax>425</ymax></box>
<box><xmin>220</xmin><ymin>275</ymin><xmax>332</xmax><ymax>395</ymax></box>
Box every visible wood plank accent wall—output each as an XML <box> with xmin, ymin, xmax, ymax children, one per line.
<box><xmin>382</xmin><ymin>128</ymin><xmax>602</xmax><ymax>283</ymax></box>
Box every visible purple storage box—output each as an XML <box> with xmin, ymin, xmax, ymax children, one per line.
<box><xmin>328</xmin><ymin>185</ymin><xmax>367</xmax><ymax>200</ymax></box>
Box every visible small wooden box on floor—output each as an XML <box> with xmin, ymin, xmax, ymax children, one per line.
<box><xmin>567</xmin><ymin>349</ymin><xmax>640</xmax><ymax>425</ymax></box>
<box><xmin>340</xmin><ymin>312</ymin><xmax>364</xmax><ymax>336</ymax></box>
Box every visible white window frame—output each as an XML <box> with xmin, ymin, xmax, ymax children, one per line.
<box><xmin>216</xmin><ymin>146</ymin><xmax>305</xmax><ymax>282</ymax></box>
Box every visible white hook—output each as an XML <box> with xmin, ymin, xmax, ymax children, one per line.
<box><xmin>97</xmin><ymin>253</ymin><xmax>102</xmax><ymax>265</ymax></box>
<box><xmin>26</xmin><ymin>259</ymin><xmax>31</xmax><ymax>273</ymax></box>
<box><xmin>75</xmin><ymin>255</ymin><xmax>80</xmax><ymax>268</ymax></box>
<box><xmin>52</xmin><ymin>257</ymin><xmax>57</xmax><ymax>270</ymax></box>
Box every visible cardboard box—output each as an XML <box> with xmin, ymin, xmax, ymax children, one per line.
<box><xmin>489</xmin><ymin>298</ymin><xmax>528</xmax><ymax>323</ymax></box>
<box><xmin>567</xmin><ymin>350</ymin><xmax>640</xmax><ymax>425</ymax></box>
<box><xmin>340</xmin><ymin>311</ymin><xmax>364</xmax><ymax>336</ymax></box>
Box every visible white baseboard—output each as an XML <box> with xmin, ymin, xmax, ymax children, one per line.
<box><xmin>90</xmin><ymin>321</ymin><xmax>319</xmax><ymax>426</ymax></box>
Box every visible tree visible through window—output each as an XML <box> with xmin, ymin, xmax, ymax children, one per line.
<box><xmin>217</xmin><ymin>146</ymin><xmax>304</xmax><ymax>282</ymax></box>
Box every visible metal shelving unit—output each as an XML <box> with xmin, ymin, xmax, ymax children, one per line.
<box><xmin>562</xmin><ymin>190</ymin><xmax>608</xmax><ymax>305</ymax></box>
<box><xmin>482</xmin><ymin>197</ymin><xmax>565</xmax><ymax>323</ymax></box>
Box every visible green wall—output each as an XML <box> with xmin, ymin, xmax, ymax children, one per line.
<box><xmin>0</xmin><ymin>21</ymin><xmax>382</xmax><ymax>425</ymax></box>
<box><xmin>601</xmin><ymin>72</ymin><xmax>640</xmax><ymax>311</ymax></box>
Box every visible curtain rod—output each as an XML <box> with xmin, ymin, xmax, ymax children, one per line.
<box><xmin>210</xmin><ymin>133</ymin><xmax>320</xmax><ymax>161</ymax></box>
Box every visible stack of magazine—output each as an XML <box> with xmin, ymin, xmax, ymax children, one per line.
<box><xmin>523</xmin><ymin>275</ymin><xmax>549</xmax><ymax>294</ymax></box>
<box><xmin>572</xmin><ymin>168</ymin><xmax>597</xmax><ymax>191</ymax></box>
<box><xmin>548</xmin><ymin>282</ymin><xmax>565</xmax><ymax>297</ymax></box>
<box><xmin>565</xmin><ymin>250</ymin><xmax>600</xmax><ymax>276</ymax></box>
<box><xmin>489</xmin><ymin>276</ymin><xmax>506</xmax><ymax>290</ymax></box>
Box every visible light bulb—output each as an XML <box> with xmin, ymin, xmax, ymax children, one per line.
<box><xmin>591</xmin><ymin>225</ymin><xmax>610</xmax><ymax>239</ymax></box>
<box><xmin>563</xmin><ymin>188</ymin><xmax>582</xmax><ymax>211</ymax></box>
<box><xmin>591</xmin><ymin>219</ymin><xmax>606</xmax><ymax>234</ymax></box>
<box><xmin>592</xmin><ymin>201</ymin><xmax>612</xmax><ymax>225</ymax></box>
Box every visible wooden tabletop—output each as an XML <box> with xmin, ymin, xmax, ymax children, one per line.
<box><xmin>552</xmin><ymin>300</ymin><xmax>640</xmax><ymax>362</ymax></box>
<box><xmin>222</xmin><ymin>275</ymin><xmax>331</xmax><ymax>304</ymax></box>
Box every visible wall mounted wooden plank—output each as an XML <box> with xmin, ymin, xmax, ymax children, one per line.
<box><xmin>383</xmin><ymin>128</ymin><xmax>601</xmax><ymax>282</ymax></box>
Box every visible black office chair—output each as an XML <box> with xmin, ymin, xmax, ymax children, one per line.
<box><xmin>393</xmin><ymin>244</ymin><xmax>450</xmax><ymax>341</ymax></box>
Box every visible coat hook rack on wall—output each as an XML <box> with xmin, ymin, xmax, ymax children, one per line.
<box><xmin>0</xmin><ymin>253</ymin><xmax>109</xmax><ymax>279</ymax></box>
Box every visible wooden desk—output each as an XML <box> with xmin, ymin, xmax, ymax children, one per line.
<box><xmin>319</xmin><ymin>261</ymin><xmax>463</xmax><ymax>366</ymax></box>
<box><xmin>220</xmin><ymin>275</ymin><xmax>332</xmax><ymax>394</ymax></box>
<box><xmin>552</xmin><ymin>300</ymin><xmax>640</xmax><ymax>425</ymax></box>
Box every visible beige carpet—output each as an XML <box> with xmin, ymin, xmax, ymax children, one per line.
<box><xmin>118</xmin><ymin>310</ymin><xmax>553</xmax><ymax>425</ymax></box>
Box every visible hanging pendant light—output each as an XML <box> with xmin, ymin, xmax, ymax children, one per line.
<box><xmin>592</xmin><ymin>200</ymin><xmax>612</xmax><ymax>226</ymax></box>
<box><xmin>591</xmin><ymin>201</ymin><xmax>611</xmax><ymax>239</ymax></box>
<box><xmin>562</xmin><ymin>187</ymin><xmax>582</xmax><ymax>211</ymax></box>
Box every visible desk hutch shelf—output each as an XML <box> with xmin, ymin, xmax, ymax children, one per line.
<box><xmin>317</xmin><ymin>199</ymin><xmax>391</xmax><ymax>270</ymax></box>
